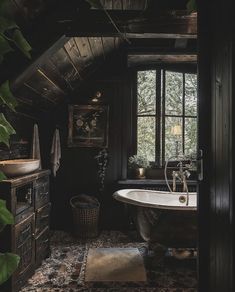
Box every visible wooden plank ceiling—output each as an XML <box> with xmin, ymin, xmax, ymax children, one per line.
<box><xmin>12</xmin><ymin>37</ymin><xmax>122</xmax><ymax>111</ymax></box>
<box><xmin>3</xmin><ymin>0</ymin><xmax>197</xmax><ymax>112</ymax></box>
<box><xmin>94</xmin><ymin>0</ymin><xmax>148</xmax><ymax>10</ymax></box>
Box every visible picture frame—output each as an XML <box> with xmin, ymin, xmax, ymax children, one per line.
<box><xmin>68</xmin><ymin>105</ymin><xmax>109</xmax><ymax>147</ymax></box>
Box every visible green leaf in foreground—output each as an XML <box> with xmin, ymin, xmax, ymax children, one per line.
<box><xmin>0</xmin><ymin>113</ymin><xmax>16</xmax><ymax>146</ymax></box>
<box><xmin>0</xmin><ymin>199</ymin><xmax>14</xmax><ymax>232</ymax></box>
<box><xmin>0</xmin><ymin>16</ymin><xmax>18</xmax><ymax>34</ymax></box>
<box><xmin>0</xmin><ymin>253</ymin><xmax>20</xmax><ymax>285</ymax></box>
<box><xmin>0</xmin><ymin>171</ymin><xmax>7</xmax><ymax>182</ymax></box>
<box><xmin>187</xmin><ymin>0</ymin><xmax>197</xmax><ymax>13</ymax></box>
<box><xmin>0</xmin><ymin>80</ymin><xmax>18</xmax><ymax>111</ymax></box>
<box><xmin>12</xmin><ymin>29</ymin><xmax>31</xmax><ymax>59</ymax></box>
<box><xmin>0</xmin><ymin>35</ymin><xmax>13</xmax><ymax>63</ymax></box>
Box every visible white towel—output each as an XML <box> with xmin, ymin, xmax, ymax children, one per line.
<box><xmin>50</xmin><ymin>129</ymin><xmax>61</xmax><ymax>177</ymax></box>
<box><xmin>30</xmin><ymin>124</ymin><xmax>42</xmax><ymax>169</ymax></box>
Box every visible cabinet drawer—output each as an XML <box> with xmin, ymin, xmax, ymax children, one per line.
<box><xmin>35</xmin><ymin>227</ymin><xmax>50</xmax><ymax>267</ymax></box>
<box><xmin>15</xmin><ymin>213</ymin><xmax>35</xmax><ymax>250</ymax></box>
<box><xmin>35</xmin><ymin>203</ymin><xmax>51</xmax><ymax>235</ymax></box>
<box><xmin>35</xmin><ymin>178</ymin><xmax>49</xmax><ymax>209</ymax></box>
<box><xmin>15</xmin><ymin>183</ymin><xmax>34</xmax><ymax>216</ymax></box>
<box><xmin>35</xmin><ymin>176</ymin><xmax>49</xmax><ymax>188</ymax></box>
<box><xmin>13</xmin><ymin>214</ymin><xmax>35</xmax><ymax>289</ymax></box>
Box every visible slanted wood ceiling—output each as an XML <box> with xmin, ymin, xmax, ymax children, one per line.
<box><xmin>12</xmin><ymin>37</ymin><xmax>122</xmax><ymax>111</ymax></box>
<box><xmin>2</xmin><ymin>0</ymin><xmax>197</xmax><ymax>112</ymax></box>
<box><xmin>94</xmin><ymin>0</ymin><xmax>148</xmax><ymax>10</ymax></box>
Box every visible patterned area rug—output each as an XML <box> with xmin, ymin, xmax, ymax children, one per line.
<box><xmin>20</xmin><ymin>230</ymin><xmax>197</xmax><ymax>292</ymax></box>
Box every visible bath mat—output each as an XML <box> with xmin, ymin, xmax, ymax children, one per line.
<box><xmin>85</xmin><ymin>247</ymin><xmax>147</xmax><ymax>282</ymax></box>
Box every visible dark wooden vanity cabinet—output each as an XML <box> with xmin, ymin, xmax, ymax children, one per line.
<box><xmin>0</xmin><ymin>170</ymin><xmax>51</xmax><ymax>292</ymax></box>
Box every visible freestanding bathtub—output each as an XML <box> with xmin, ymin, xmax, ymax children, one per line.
<box><xmin>113</xmin><ymin>189</ymin><xmax>197</xmax><ymax>248</ymax></box>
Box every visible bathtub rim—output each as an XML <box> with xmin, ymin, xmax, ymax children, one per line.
<box><xmin>113</xmin><ymin>188</ymin><xmax>197</xmax><ymax>211</ymax></box>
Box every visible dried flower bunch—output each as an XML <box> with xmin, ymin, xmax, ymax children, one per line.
<box><xmin>95</xmin><ymin>148</ymin><xmax>108</xmax><ymax>192</ymax></box>
<box><xmin>128</xmin><ymin>155</ymin><xmax>150</xmax><ymax>169</ymax></box>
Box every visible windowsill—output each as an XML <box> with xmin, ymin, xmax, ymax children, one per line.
<box><xmin>126</xmin><ymin>168</ymin><xmax>198</xmax><ymax>181</ymax></box>
<box><xmin>118</xmin><ymin>179</ymin><xmax>197</xmax><ymax>185</ymax></box>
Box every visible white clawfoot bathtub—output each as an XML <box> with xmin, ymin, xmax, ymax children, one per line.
<box><xmin>113</xmin><ymin>189</ymin><xmax>197</xmax><ymax>247</ymax></box>
<box><xmin>113</xmin><ymin>189</ymin><xmax>197</xmax><ymax>210</ymax></box>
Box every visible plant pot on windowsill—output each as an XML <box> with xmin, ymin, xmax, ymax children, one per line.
<box><xmin>133</xmin><ymin>167</ymin><xmax>146</xmax><ymax>179</ymax></box>
<box><xmin>128</xmin><ymin>155</ymin><xmax>150</xmax><ymax>179</ymax></box>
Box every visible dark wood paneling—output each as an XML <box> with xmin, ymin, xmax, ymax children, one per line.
<box><xmin>13</xmin><ymin>84</ymin><xmax>50</xmax><ymax>111</ymax></box>
<box><xmin>25</xmin><ymin>70</ymin><xmax>65</xmax><ymax>104</ymax></box>
<box><xmin>39</xmin><ymin>60</ymin><xmax>70</xmax><ymax>92</ymax></box>
<box><xmin>88</xmin><ymin>37</ymin><xmax>105</xmax><ymax>62</ymax></box>
<box><xmin>50</xmin><ymin>47</ymin><xmax>81</xmax><ymax>89</ymax></box>
<box><xmin>97</xmin><ymin>0</ymin><xmax>147</xmax><ymax>10</ymax></box>
<box><xmin>54</xmin><ymin>10</ymin><xmax>197</xmax><ymax>37</ymax></box>
<box><xmin>127</xmin><ymin>54</ymin><xmax>197</xmax><ymax>67</ymax></box>
<box><xmin>74</xmin><ymin>37</ymin><xmax>95</xmax><ymax>72</ymax></box>
<box><xmin>0</xmin><ymin>105</ymin><xmax>45</xmax><ymax>162</ymax></box>
<box><xmin>210</xmin><ymin>41</ymin><xmax>233</xmax><ymax>292</ymax></box>
<box><xmin>64</xmin><ymin>38</ymin><xmax>82</xmax><ymax>71</ymax></box>
<box><xmin>198</xmin><ymin>1</ymin><xmax>234</xmax><ymax>291</ymax></box>
<box><xmin>102</xmin><ymin>37</ymin><xmax>115</xmax><ymax>55</ymax></box>
<box><xmin>112</xmin><ymin>0</ymin><xmax>123</xmax><ymax>10</ymax></box>
<box><xmin>49</xmin><ymin>58</ymin><xmax>131</xmax><ymax>230</ymax></box>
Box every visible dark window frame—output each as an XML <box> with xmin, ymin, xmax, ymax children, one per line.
<box><xmin>135</xmin><ymin>68</ymin><xmax>197</xmax><ymax>167</ymax></box>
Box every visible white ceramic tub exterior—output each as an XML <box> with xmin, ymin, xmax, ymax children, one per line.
<box><xmin>113</xmin><ymin>189</ymin><xmax>197</xmax><ymax>211</ymax></box>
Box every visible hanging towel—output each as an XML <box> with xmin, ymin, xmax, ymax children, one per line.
<box><xmin>50</xmin><ymin>129</ymin><xmax>61</xmax><ymax>177</ymax></box>
<box><xmin>30</xmin><ymin>124</ymin><xmax>42</xmax><ymax>169</ymax></box>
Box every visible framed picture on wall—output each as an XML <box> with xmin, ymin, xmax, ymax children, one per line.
<box><xmin>68</xmin><ymin>105</ymin><xmax>109</xmax><ymax>147</ymax></box>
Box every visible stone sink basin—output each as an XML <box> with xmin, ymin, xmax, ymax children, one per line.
<box><xmin>0</xmin><ymin>159</ymin><xmax>40</xmax><ymax>178</ymax></box>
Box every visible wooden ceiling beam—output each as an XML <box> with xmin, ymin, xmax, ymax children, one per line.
<box><xmin>24</xmin><ymin>10</ymin><xmax>196</xmax><ymax>43</ymax></box>
<box><xmin>127</xmin><ymin>47</ymin><xmax>197</xmax><ymax>54</ymax></box>
<box><xmin>128</xmin><ymin>54</ymin><xmax>197</xmax><ymax>67</ymax></box>
<box><xmin>70</xmin><ymin>32</ymin><xmax>197</xmax><ymax>39</ymax></box>
<box><xmin>59</xmin><ymin>13</ymin><xmax>197</xmax><ymax>37</ymax></box>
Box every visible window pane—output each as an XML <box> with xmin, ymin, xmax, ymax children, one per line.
<box><xmin>137</xmin><ymin>70</ymin><xmax>156</xmax><ymax>115</ymax></box>
<box><xmin>185</xmin><ymin>118</ymin><xmax>197</xmax><ymax>156</ymax></box>
<box><xmin>165</xmin><ymin>117</ymin><xmax>183</xmax><ymax>160</ymax></box>
<box><xmin>137</xmin><ymin>117</ymin><xmax>155</xmax><ymax>161</ymax></box>
<box><xmin>185</xmin><ymin>73</ymin><xmax>197</xmax><ymax>116</ymax></box>
<box><xmin>165</xmin><ymin>71</ymin><xmax>183</xmax><ymax>115</ymax></box>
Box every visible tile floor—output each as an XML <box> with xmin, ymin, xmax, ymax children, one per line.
<box><xmin>20</xmin><ymin>230</ymin><xmax>197</xmax><ymax>292</ymax></box>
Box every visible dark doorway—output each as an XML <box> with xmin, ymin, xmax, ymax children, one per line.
<box><xmin>198</xmin><ymin>2</ymin><xmax>234</xmax><ymax>291</ymax></box>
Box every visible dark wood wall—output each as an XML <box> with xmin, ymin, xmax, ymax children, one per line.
<box><xmin>198</xmin><ymin>1</ymin><xmax>234</xmax><ymax>291</ymax></box>
<box><xmin>49</xmin><ymin>56</ymin><xmax>133</xmax><ymax>230</ymax></box>
<box><xmin>0</xmin><ymin>108</ymin><xmax>44</xmax><ymax>161</ymax></box>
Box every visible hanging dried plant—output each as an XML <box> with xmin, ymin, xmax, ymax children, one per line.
<box><xmin>94</xmin><ymin>148</ymin><xmax>108</xmax><ymax>192</ymax></box>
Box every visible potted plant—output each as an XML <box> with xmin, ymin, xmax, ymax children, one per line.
<box><xmin>128</xmin><ymin>155</ymin><xmax>150</xmax><ymax>179</ymax></box>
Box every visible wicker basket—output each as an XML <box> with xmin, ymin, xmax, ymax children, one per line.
<box><xmin>70</xmin><ymin>194</ymin><xmax>100</xmax><ymax>238</ymax></box>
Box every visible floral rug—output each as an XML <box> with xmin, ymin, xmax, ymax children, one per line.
<box><xmin>20</xmin><ymin>230</ymin><xmax>197</xmax><ymax>292</ymax></box>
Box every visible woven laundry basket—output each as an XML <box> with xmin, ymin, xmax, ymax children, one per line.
<box><xmin>70</xmin><ymin>194</ymin><xmax>100</xmax><ymax>238</ymax></box>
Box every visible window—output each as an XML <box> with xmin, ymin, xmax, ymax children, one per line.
<box><xmin>136</xmin><ymin>69</ymin><xmax>197</xmax><ymax>165</ymax></box>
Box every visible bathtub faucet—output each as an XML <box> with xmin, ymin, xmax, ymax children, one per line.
<box><xmin>172</xmin><ymin>161</ymin><xmax>191</xmax><ymax>193</ymax></box>
<box><xmin>172</xmin><ymin>161</ymin><xmax>191</xmax><ymax>205</ymax></box>
<box><xmin>165</xmin><ymin>155</ymin><xmax>196</xmax><ymax>206</ymax></box>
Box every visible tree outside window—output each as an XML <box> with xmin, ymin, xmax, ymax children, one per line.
<box><xmin>136</xmin><ymin>69</ymin><xmax>197</xmax><ymax>165</ymax></box>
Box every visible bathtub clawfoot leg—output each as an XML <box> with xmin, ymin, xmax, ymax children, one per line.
<box><xmin>146</xmin><ymin>242</ymin><xmax>167</xmax><ymax>268</ymax></box>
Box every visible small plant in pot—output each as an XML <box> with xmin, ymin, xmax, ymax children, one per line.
<box><xmin>128</xmin><ymin>155</ymin><xmax>150</xmax><ymax>179</ymax></box>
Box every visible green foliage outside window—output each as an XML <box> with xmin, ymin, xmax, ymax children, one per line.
<box><xmin>137</xmin><ymin>70</ymin><xmax>198</xmax><ymax>164</ymax></box>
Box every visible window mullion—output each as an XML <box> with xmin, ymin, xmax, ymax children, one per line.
<box><xmin>155</xmin><ymin>69</ymin><xmax>161</xmax><ymax>166</ymax></box>
<box><xmin>182</xmin><ymin>73</ymin><xmax>185</xmax><ymax>155</ymax></box>
<box><xmin>162</xmin><ymin>69</ymin><xmax>166</xmax><ymax>164</ymax></box>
